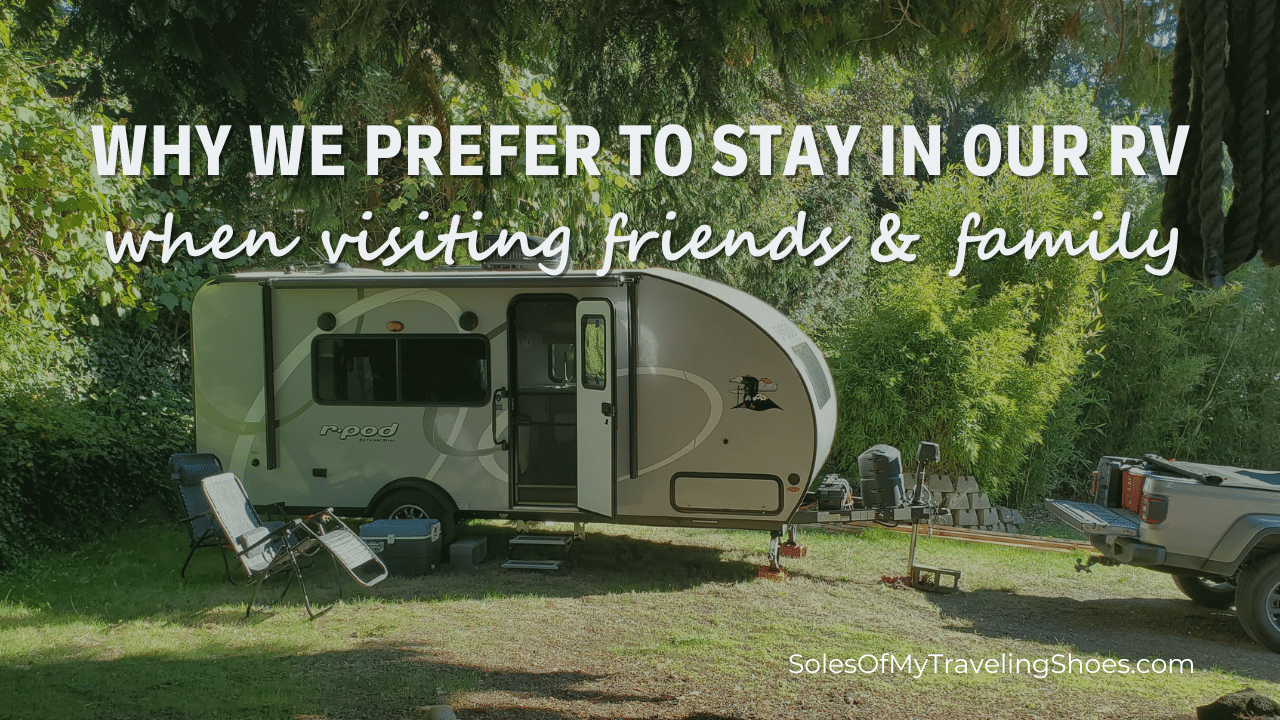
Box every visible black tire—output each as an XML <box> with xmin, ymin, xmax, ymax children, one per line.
<box><xmin>1235</xmin><ymin>565</ymin><xmax>1265</xmax><ymax>644</ymax></box>
<box><xmin>372</xmin><ymin>488</ymin><xmax>456</xmax><ymax>549</ymax></box>
<box><xmin>1173</xmin><ymin>573</ymin><xmax>1237</xmax><ymax>609</ymax></box>
<box><xmin>1236</xmin><ymin>554</ymin><xmax>1280</xmax><ymax>653</ymax></box>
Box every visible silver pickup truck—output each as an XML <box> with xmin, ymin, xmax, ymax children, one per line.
<box><xmin>1046</xmin><ymin>454</ymin><xmax>1280</xmax><ymax>653</ymax></box>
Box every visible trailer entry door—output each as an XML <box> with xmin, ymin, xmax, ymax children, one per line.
<box><xmin>576</xmin><ymin>299</ymin><xmax>615</xmax><ymax>517</ymax></box>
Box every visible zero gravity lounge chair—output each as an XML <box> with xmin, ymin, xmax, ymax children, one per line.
<box><xmin>200</xmin><ymin>472</ymin><xmax>388</xmax><ymax>618</ymax></box>
<box><xmin>170</xmin><ymin>453</ymin><xmax>237</xmax><ymax>582</ymax></box>
<box><xmin>170</xmin><ymin>453</ymin><xmax>288</xmax><ymax>582</ymax></box>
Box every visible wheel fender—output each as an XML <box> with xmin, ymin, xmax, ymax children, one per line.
<box><xmin>1205</xmin><ymin>515</ymin><xmax>1280</xmax><ymax>575</ymax></box>
<box><xmin>368</xmin><ymin>477</ymin><xmax>458</xmax><ymax>517</ymax></box>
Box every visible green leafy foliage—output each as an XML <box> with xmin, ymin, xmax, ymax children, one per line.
<box><xmin>0</xmin><ymin>31</ymin><xmax>141</xmax><ymax>324</ymax></box>
<box><xmin>0</xmin><ymin>319</ymin><xmax>191</xmax><ymax>571</ymax></box>
<box><xmin>820</xmin><ymin>85</ymin><xmax>1147</xmax><ymax>500</ymax></box>
<box><xmin>51</xmin><ymin>0</ymin><xmax>316</xmax><ymax>126</ymax></box>
<box><xmin>0</xmin><ymin>16</ymin><xmax>219</xmax><ymax>571</ymax></box>
<box><xmin>825</xmin><ymin>268</ymin><xmax>1037</xmax><ymax>493</ymax></box>
<box><xmin>1026</xmin><ymin>258</ymin><xmax>1280</xmax><ymax>501</ymax></box>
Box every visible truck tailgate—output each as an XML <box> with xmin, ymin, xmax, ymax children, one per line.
<box><xmin>1044</xmin><ymin>499</ymin><xmax>1140</xmax><ymax>537</ymax></box>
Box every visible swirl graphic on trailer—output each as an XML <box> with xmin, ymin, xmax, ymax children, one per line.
<box><xmin>730</xmin><ymin>375</ymin><xmax>782</xmax><ymax>411</ymax></box>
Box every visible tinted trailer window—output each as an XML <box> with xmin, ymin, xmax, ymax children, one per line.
<box><xmin>314</xmin><ymin>336</ymin><xmax>489</xmax><ymax>406</ymax></box>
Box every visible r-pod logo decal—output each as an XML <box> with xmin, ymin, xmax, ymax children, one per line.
<box><xmin>320</xmin><ymin>424</ymin><xmax>399</xmax><ymax>440</ymax></box>
<box><xmin>730</xmin><ymin>375</ymin><xmax>781</xmax><ymax>411</ymax></box>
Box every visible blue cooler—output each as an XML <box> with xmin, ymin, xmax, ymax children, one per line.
<box><xmin>358</xmin><ymin>519</ymin><xmax>442</xmax><ymax>575</ymax></box>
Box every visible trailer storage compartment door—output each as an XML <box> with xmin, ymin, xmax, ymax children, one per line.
<box><xmin>576</xmin><ymin>299</ymin><xmax>615</xmax><ymax>516</ymax></box>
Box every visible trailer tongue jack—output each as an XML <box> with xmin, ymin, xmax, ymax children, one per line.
<box><xmin>785</xmin><ymin>441</ymin><xmax>962</xmax><ymax>592</ymax></box>
<box><xmin>905</xmin><ymin>520</ymin><xmax>961</xmax><ymax>593</ymax></box>
<box><xmin>903</xmin><ymin>442</ymin><xmax>961</xmax><ymax>593</ymax></box>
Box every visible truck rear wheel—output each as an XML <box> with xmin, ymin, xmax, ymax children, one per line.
<box><xmin>1173</xmin><ymin>574</ymin><xmax>1236</xmax><ymax>609</ymax></box>
<box><xmin>1236</xmin><ymin>554</ymin><xmax>1280</xmax><ymax>653</ymax></box>
<box><xmin>373</xmin><ymin>489</ymin><xmax>456</xmax><ymax>549</ymax></box>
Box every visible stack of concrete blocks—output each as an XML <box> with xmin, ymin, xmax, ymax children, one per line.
<box><xmin>925</xmin><ymin>474</ymin><xmax>1025</xmax><ymax>533</ymax></box>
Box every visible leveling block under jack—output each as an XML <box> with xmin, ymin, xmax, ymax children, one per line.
<box><xmin>779</xmin><ymin>522</ymin><xmax>808</xmax><ymax>558</ymax></box>
<box><xmin>758</xmin><ymin>524</ymin><xmax>807</xmax><ymax>579</ymax></box>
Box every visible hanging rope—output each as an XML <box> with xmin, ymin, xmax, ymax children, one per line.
<box><xmin>1224</xmin><ymin>0</ymin><xmax>1269</xmax><ymax>273</ymax></box>
<box><xmin>1263</xmin><ymin>1</ymin><xmax>1280</xmax><ymax>266</ymax></box>
<box><xmin>1167</xmin><ymin>1</ymin><xmax>1203</xmax><ymax>279</ymax></box>
<box><xmin>1198</xmin><ymin>0</ymin><xmax>1228</xmax><ymax>282</ymax></box>
<box><xmin>1164</xmin><ymin>0</ymin><xmax>1279</xmax><ymax>286</ymax></box>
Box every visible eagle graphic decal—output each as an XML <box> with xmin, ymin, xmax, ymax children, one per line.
<box><xmin>730</xmin><ymin>375</ymin><xmax>782</xmax><ymax>411</ymax></box>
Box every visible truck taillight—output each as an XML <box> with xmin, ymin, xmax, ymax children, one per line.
<box><xmin>1091</xmin><ymin>471</ymin><xmax>1099</xmax><ymax>498</ymax></box>
<box><xmin>1140</xmin><ymin>494</ymin><xmax>1168</xmax><ymax>524</ymax></box>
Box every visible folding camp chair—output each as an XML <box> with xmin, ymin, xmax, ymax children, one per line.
<box><xmin>170</xmin><ymin>453</ymin><xmax>235</xmax><ymax>581</ymax></box>
<box><xmin>200</xmin><ymin>472</ymin><xmax>388</xmax><ymax>618</ymax></box>
<box><xmin>170</xmin><ymin>453</ymin><xmax>288</xmax><ymax>582</ymax></box>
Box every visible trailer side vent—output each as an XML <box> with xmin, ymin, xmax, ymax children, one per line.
<box><xmin>791</xmin><ymin>342</ymin><xmax>831</xmax><ymax>408</ymax></box>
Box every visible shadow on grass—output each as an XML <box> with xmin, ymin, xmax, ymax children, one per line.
<box><xmin>926</xmin><ymin>589</ymin><xmax>1280</xmax><ymax>683</ymax></box>
<box><xmin>1</xmin><ymin>520</ymin><xmax>765</xmax><ymax>627</ymax></box>
<box><xmin>0</xmin><ymin>643</ymin><xmax>733</xmax><ymax>720</ymax></box>
<box><xmin>466</xmin><ymin>711</ymin><xmax>744</xmax><ymax>720</ymax></box>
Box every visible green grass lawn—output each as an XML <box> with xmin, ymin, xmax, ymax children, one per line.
<box><xmin>1</xmin><ymin>518</ymin><xmax>1276</xmax><ymax>719</ymax></box>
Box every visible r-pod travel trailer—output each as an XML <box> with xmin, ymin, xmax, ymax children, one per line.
<box><xmin>192</xmin><ymin>264</ymin><xmax>838</xmax><ymax>563</ymax></box>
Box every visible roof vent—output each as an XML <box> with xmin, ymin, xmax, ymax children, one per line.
<box><xmin>479</xmin><ymin>234</ymin><xmax>572</xmax><ymax>271</ymax></box>
<box><xmin>284</xmin><ymin>262</ymin><xmax>354</xmax><ymax>274</ymax></box>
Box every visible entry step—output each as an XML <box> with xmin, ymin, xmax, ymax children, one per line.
<box><xmin>506</xmin><ymin>531</ymin><xmax>574</xmax><ymax>570</ymax></box>
<box><xmin>510</xmin><ymin>534</ymin><xmax>574</xmax><ymax>547</ymax></box>
<box><xmin>501</xmin><ymin>559</ymin><xmax>564</xmax><ymax>571</ymax></box>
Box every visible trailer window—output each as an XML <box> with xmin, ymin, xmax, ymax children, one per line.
<box><xmin>548</xmin><ymin>343</ymin><xmax>575</xmax><ymax>384</ymax></box>
<box><xmin>314</xmin><ymin>335</ymin><xmax>488</xmax><ymax>406</ymax></box>
<box><xmin>400</xmin><ymin>337</ymin><xmax>489</xmax><ymax>404</ymax></box>
<box><xmin>314</xmin><ymin>337</ymin><xmax>398</xmax><ymax>402</ymax></box>
<box><xmin>581</xmin><ymin>316</ymin><xmax>607</xmax><ymax>390</ymax></box>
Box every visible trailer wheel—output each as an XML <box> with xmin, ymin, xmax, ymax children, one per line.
<box><xmin>373</xmin><ymin>489</ymin><xmax>456</xmax><ymax>549</ymax></box>
<box><xmin>1236</xmin><ymin>554</ymin><xmax>1280</xmax><ymax>653</ymax></box>
<box><xmin>1173</xmin><ymin>573</ymin><xmax>1236</xmax><ymax>609</ymax></box>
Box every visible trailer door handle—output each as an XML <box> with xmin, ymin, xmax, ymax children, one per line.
<box><xmin>493</xmin><ymin>388</ymin><xmax>509</xmax><ymax>450</ymax></box>
<box><xmin>601</xmin><ymin>402</ymin><xmax>615</xmax><ymax>418</ymax></box>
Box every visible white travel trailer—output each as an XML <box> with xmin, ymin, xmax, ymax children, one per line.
<box><xmin>191</xmin><ymin>263</ymin><xmax>839</xmax><ymax>554</ymax></box>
